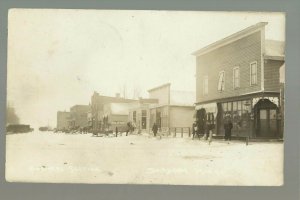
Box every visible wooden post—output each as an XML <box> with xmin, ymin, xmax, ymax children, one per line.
<box><xmin>246</xmin><ymin>136</ymin><xmax>249</xmax><ymax>146</ymax></box>
<box><xmin>168</xmin><ymin>127</ymin><xmax>170</xmax><ymax>136</ymax></box>
<box><xmin>181</xmin><ymin>128</ymin><xmax>183</xmax><ymax>138</ymax></box>
<box><xmin>174</xmin><ymin>128</ymin><xmax>176</xmax><ymax>137</ymax></box>
<box><xmin>188</xmin><ymin>127</ymin><xmax>191</xmax><ymax>137</ymax></box>
<box><xmin>208</xmin><ymin>130</ymin><xmax>212</xmax><ymax>145</ymax></box>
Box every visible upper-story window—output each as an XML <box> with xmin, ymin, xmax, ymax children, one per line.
<box><xmin>233</xmin><ymin>67</ymin><xmax>240</xmax><ymax>89</ymax></box>
<box><xmin>250</xmin><ymin>61</ymin><xmax>257</xmax><ymax>85</ymax></box>
<box><xmin>218</xmin><ymin>71</ymin><xmax>225</xmax><ymax>92</ymax></box>
<box><xmin>203</xmin><ymin>75</ymin><xmax>208</xmax><ymax>95</ymax></box>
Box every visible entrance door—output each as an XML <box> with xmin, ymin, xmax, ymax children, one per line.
<box><xmin>269</xmin><ymin>109</ymin><xmax>278</xmax><ymax>136</ymax></box>
<box><xmin>156</xmin><ymin>111</ymin><xmax>161</xmax><ymax>129</ymax></box>
<box><xmin>254</xmin><ymin>99</ymin><xmax>279</xmax><ymax>138</ymax></box>
<box><xmin>142</xmin><ymin>117</ymin><xmax>146</xmax><ymax>129</ymax></box>
<box><xmin>258</xmin><ymin>108</ymin><xmax>277</xmax><ymax>138</ymax></box>
<box><xmin>259</xmin><ymin>109</ymin><xmax>268</xmax><ymax>136</ymax></box>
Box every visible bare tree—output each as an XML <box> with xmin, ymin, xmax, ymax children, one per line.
<box><xmin>119</xmin><ymin>83</ymin><xmax>128</xmax><ymax>99</ymax></box>
<box><xmin>132</xmin><ymin>85</ymin><xmax>142</xmax><ymax>100</ymax></box>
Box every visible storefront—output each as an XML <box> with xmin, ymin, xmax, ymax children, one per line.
<box><xmin>129</xmin><ymin>108</ymin><xmax>150</xmax><ymax>131</ymax></box>
<box><xmin>195</xmin><ymin>94</ymin><xmax>281</xmax><ymax>138</ymax></box>
<box><xmin>218</xmin><ymin>100</ymin><xmax>252</xmax><ymax>137</ymax></box>
<box><xmin>149</xmin><ymin>106</ymin><xmax>169</xmax><ymax>131</ymax></box>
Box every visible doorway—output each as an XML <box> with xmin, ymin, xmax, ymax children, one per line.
<box><xmin>254</xmin><ymin>99</ymin><xmax>279</xmax><ymax>138</ymax></box>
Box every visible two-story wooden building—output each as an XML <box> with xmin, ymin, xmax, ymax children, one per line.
<box><xmin>192</xmin><ymin>22</ymin><xmax>285</xmax><ymax>138</ymax></box>
<box><xmin>147</xmin><ymin>83</ymin><xmax>195</xmax><ymax>133</ymax></box>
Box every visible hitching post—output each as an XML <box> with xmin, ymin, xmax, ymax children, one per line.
<box><xmin>174</xmin><ymin>128</ymin><xmax>176</xmax><ymax>137</ymax></box>
<box><xmin>181</xmin><ymin>128</ymin><xmax>183</xmax><ymax>138</ymax></box>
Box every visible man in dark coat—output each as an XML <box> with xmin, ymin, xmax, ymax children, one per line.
<box><xmin>152</xmin><ymin>123</ymin><xmax>158</xmax><ymax>137</ymax></box>
<box><xmin>126</xmin><ymin>122</ymin><xmax>131</xmax><ymax>136</ymax></box>
<box><xmin>224</xmin><ymin>116</ymin><xmax>233</xmax><ymax>141</ymax></box>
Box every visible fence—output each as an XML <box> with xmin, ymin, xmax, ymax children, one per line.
<box><xmin>156</xmin><ymin>127</ymin><xmax>192</xmax><ymax>138</ymax></box>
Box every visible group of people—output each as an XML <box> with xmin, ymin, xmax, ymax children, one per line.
<box><xmin>149</xmin><ymin>114</ymin><xmax>235</xmax><ymax>141</ymax></box>
<box><xmin>192</xmin><ymin>114</ymin><xmax>233</xmax><ymax>141</ymax></box>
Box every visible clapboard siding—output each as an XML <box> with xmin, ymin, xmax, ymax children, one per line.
<box><xmin>196</xmin><ymin>31</ymin><xmax>262</xmax><ymax>103</ymax></box>
<box><xmin>264</xmin><ymin>59</ymin><xmax>283</xmax><ymax>92</ymax></box>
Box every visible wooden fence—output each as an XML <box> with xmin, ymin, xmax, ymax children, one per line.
<box><xmin>159</xmin><ymin>127</ymin><xmax>192</xmax><ymax>138</ymax></box>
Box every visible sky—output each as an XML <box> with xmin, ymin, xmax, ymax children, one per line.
<box><xmin>7</xmin><ymin>9</ymin><xmax>285</xmax><ymax>128</ymax></box>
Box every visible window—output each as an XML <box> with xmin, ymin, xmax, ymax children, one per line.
<box><xmin>133</xmin><ymin>111</ymin><xmax>136</xmax><ymax>122</ymax></box>
<box><xmin>221</xmin><ymin>100</ymin><xmax>252</xmax><ymax>134</ymax></box>
<box><xmin>250</xmin><ymin>62</ymin><xmax>257</xmax><ymax>85</ymax></box>
<box><xmin>222</xmin><ymin>103</ymin><xmax>228</xmax><ymax>112</ymax></box>
<box><xmin>203</xmin><ymin>76</ymin><xmax>208</xmax><ymax>95</ymax></box>
<box><xmin>233</xmin><ymin>67</ymin><xmax>240</xmax><ymax>89</ymax></box>
<box><xmin>141</xmin><ymin>110</ymin><xmax>147</xmax><ymax>129</ymax></box>
<box><xmin>218</xmin><ymin>71</ymin><xmax>225</xmax><ymax>91</ymax></box>
<box><xmin>227</xmin><ymin>102</ymin><xmax>232</xmax><ymax>112</ymax></box>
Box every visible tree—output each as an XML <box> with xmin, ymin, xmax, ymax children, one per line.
<box><xmin>119</xmin><ymin>83</ymin><xmax>128</xmax><ymax>99</ymax></box>
<box><xmin>132</xmin><ymin>85</ymin><xmax>142</xmax><ymax>100</ymax></box>
<box><xmin>6</xmin><ymin>104</ymin><xmax>20</xmax><ymax>125</ymax></box>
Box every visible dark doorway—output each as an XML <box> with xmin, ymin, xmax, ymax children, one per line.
<box><xmin>196</xmin><ymin>108</ymin><xmax>206</xmax><ymax>135</ymax></box>
<box><xmin>216</xmin><ymin>103</ymin><xmax>223</xmax><ymax>135</ymax></box>
<box><xmin>156</xmin><ymin>110</ymin><xmax>161</xmax><ymax>129</ymax></box>
<box><xmin>254</xmin><ymin>99</ymin><xmax>279</xmax><ymax>138</ymax></box>
<box><xmin>142</xmin><ymin>110</ymin><xmax>147</xmax><ymax>129</ymax></box>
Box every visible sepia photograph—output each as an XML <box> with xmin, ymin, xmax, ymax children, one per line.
<box><xmin>6</xmin><ymin>9</ymin><xmax>285</xmax><ymax>185</ymax></box>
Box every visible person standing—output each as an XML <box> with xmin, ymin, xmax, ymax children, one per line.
<box><xmin>192</xmin><ymin>121</ymin><xmax>197</xmax><ymax>139</ymax></box>
<box><xmin>152</xmin><ymin>123</ymin><xmax>158</xmax><ymax>137</ymax></box>
<box><xmin>126</xmin><ymin>122</ymin><xmax>131</xmax><ymax>136</ymax></box>
<box><xmin>115</xmin><ymin>126</ymin><xmax>118</xmax><ymax>137</ymax></box>
<box><xmin>224</xmin><ymin>116</ymin><xmax>233</xmax><ymax>141</ymax></box>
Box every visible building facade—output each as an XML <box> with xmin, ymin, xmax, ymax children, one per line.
<box><xmin>57</xmin><ymin>111</ymin><xmax>70</xmax><ymax>131</ymax></box>
<box><xmin>69</xmin><ymin>105</ymin><xmax>90</xmax><ymax>129</ymax></box>
<box><xmin>147</xmin><ymin>83</ymin><xmax>195</xmax><ymax>133</ymax></box>
<box><xmin>90</xmin><ymin>92</ymin><xmax>137</xmax><ymax>132</ymax></box>
<box><xmin>103</xmin><ymin>102</ymin><xmax>139</xmax><ymax>132</ymax></box>
<box><xmin>193</xmin><ymin>22</ymin><xmax>285</xmax><ymax>138</ymax></box>
<box><xmin>128</xmin><ymin>98</ymin><xmax>159</xmax><ymax>131</ymax></box>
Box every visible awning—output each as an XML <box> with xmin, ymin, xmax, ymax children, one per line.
<box><xmin>195</xmin><ymin>103</ymin><xmax>218</xmax><ymax>115</ymax></box>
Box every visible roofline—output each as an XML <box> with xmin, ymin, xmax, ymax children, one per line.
<box><xmin>264</xmin><ymin>55</ymin><xmax>285</xmax><ymax>61</ymax></box>
<box><xmin>195</xmin><ymin>91</ymin><xmax>279</xmax><ymax>105</ymax></box>
<box><xmin>70</xmin><ymin>105</ymin><xmax>90</xmax><ymax>108</ymax></box>
<box><xmin>192</xmin><ymin>22</ymin><xmax>268</xmax><ymax>56</ymax></box>
<box><xmin>148</xmin><ymin>83</ymin><xmax>171</xmax><ymax>92</ymax></box>
<box><xmin>149</xmin><ymin>104</ymin><xmax>195</xmax><ymax>109</ymax></box>
<box><xmin>169</xmin><ymin>105</ymin><xmax>195</xmax><ymax>108</ymax></box>
<box><xmin>92</xmin><ymin>92</ymin><xmax>137</xmax><ymax>101</ymax></box>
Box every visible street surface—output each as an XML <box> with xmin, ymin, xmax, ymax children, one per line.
<box><xmin>6</xmin><ymin>131</ymin><xmax>283</xmax><ymax>185</ymax></box>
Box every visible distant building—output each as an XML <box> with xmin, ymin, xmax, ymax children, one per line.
<box><xmin>192</xmin><ymin>22</ymin><xmax>285</xmax><ymax>138</ymax></box>
<box><xmin>103</xmin><ymin>102</ymin><xmax>138</xmax><ymax>132</ymax></box>
<box><xmin>90</xmin><ymin>92</ymin><xmax>137</xmax><ymax>131</ymax></box>
<box><xmin>279</xmin><ymin>64</ymin><xmax>285</xmax><ymax>138</ymax></box>
<box><xmin>57</xmin><ymin>111</ymin><xmax>70</xmax><ymax>130</ymax></box>
<box><xmin>147</xmin><ymin>83</ymin><xmax>195</xmax><ymax>132</ymax></box>
<box><xmin>69</xmin><ymin>105</ymin><xmax>90</xmax><ymax>129</ymax></box>
<box><xmin>128</xmin><ymin>98</ymin><xmax>159</xmax><ymax>131</ymax></box>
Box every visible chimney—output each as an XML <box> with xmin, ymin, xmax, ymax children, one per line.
<box><xmin>116</xmin><ymin>93</ymin><xmax>120</xmax><ymax>98</ymax></box>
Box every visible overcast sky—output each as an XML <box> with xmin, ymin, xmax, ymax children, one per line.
<box><xmin>7</xmin><ymin>9</ymin><xmax>285</xmax><ymax>128</ymax></box>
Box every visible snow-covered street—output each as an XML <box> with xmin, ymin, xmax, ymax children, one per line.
<box><xmin>5</xmin><ymin>131</ymin><xmax>283</xmax><ymax>185</ymax></box>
